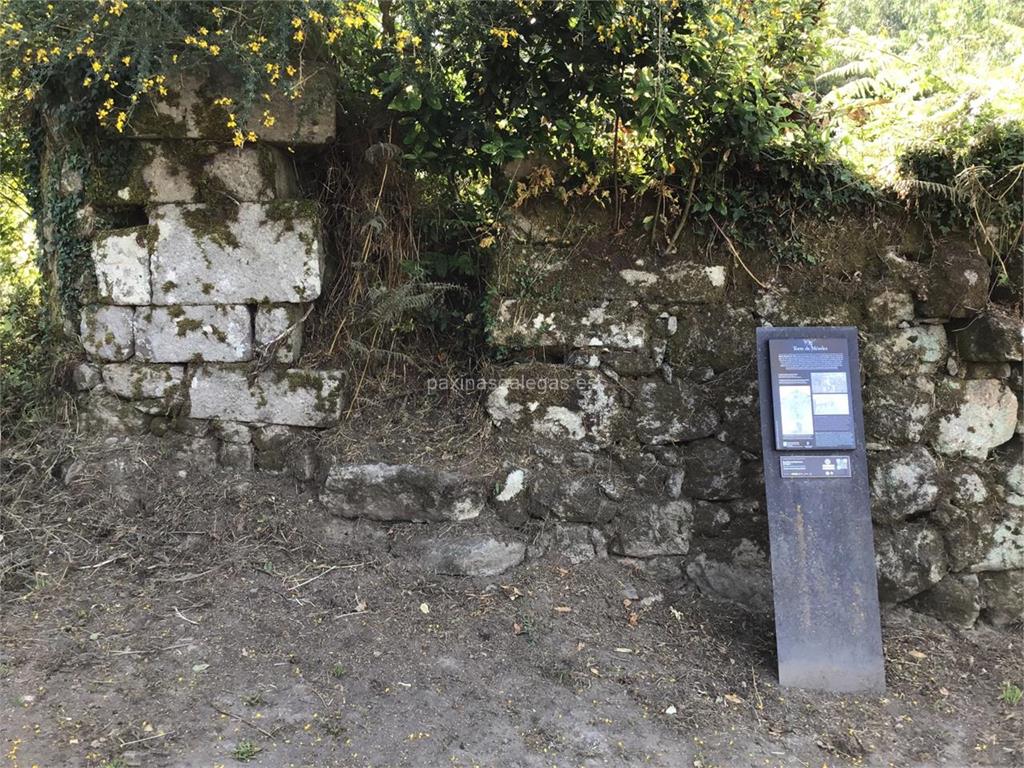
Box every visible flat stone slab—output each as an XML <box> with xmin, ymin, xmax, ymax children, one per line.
<box><xmin>189</xmin><ymin>365</ymin><xmax>344</xmax><ymax>427</ymax></box>
<box><xmin>149</xmin><ymin>202</ymin><xmax>322</xmax><ymax>305</ymax></box>
<box><xmin>89</xmin><ymin>142</ymin><xmax>298</xmax><ymax>206</ymax></box>
<box><xmin>320</xmin><ymin>463</ymin><xmax>485</xmax><ymax>522</ymax></box>
<box><xmin>92</xmin><ymin>228</ymin><xmax>154</xmax><ymax>305</ymax></box>
<box><xmin>491</xmin><ymin>298</ymin><xmax>650</xmax><ymax>351</ymax></box>
<box><xmin>80</xmin><ymin>306</ymin><xmax>134</xmax><ymax>361</ymax></box>
<box><xmin>135</xmin><ymin>305</ymin><xmax>252</xmax><ymax>363</ymax></box>
<box><xmin>101</xmin><ymin>363</ymin><xmax>185</xmax><ymax>399</ymax></box>
<box><xmin>412</xmin><ymin>535</ymin><xmax>526</xmax><ymax>577</ymax></box>
<box><xmin>125</xmin><ymin>71</ymin><xmax>335</xmax><ymax>145</ymax></box>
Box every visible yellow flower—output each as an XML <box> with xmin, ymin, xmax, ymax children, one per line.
<box><xmin>115</xmin><ymin>111</ymin><xmax>127</xmax><ymax>132</ymax></box>
<box><xmin>23</xmin><ymin>87</ymin><xmax>34</xmax><ymax>100</ymax></box>
<box><xmin>209</xmin><ymin>44</ymin><xmax>220</xmax><ymax>56</ymax></box>
<box><xmin>292</xmin><ymin>17</ymin><xmax>303</xmax><ymax>28</ymax></box>
<box><xmin>232</xmin><ymin>130</ymin><xmax>245</xmax><ymax>147</ymax></box>
<box><xmin>293</xmin><ymin>29</ymin><xmax>304</xmax><ymax>42</ymax></box>
<box><xmin>91</xmin><ymin>60</ymin><xmax>102</xmax><ymax>72</ymax></box>
<box><xmin>122</xmin><ymin>55</ymin><xmax>131</xmax><ymax>65</ymax></box>
<box><xmin>82</xmin><ymin>76</ymin><xmax>92</xmax><ymax>86</ymax></box>
<box><xmin>286</xmin><ymin>65</ymin><xmax>296</xmax><ymax>77</ymax></box>
<box><xmin>246</xmin><ymin>131</ymin><xmax>257</xmax><ymax>142</ymax></box>
<box><xmin>226</xmin><ymin>113</ymin><xmax>237</xmax><ymax>129</ymax></box>
<box><xmin>261</xmin><ymin>111</ymin><xmax>276</xmax><ymax>127</ymax></box>
<box><xmin>489</xmin><ymin>27</ymin><xmax>519</xmax><ymax>48</ymax></box>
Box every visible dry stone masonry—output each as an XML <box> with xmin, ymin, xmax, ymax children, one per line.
<box><xmin>52</xmin><ymin>83</ymin><xmax>1022</xmax><ymax>629</ymax></box>
<box><xmin>483</xmin><ymin>200</ymin><xmax>1023</xmax><ymax>629</ymax></box>
<box><xmin>70</xmin><ymin>86</ymin><xmax>342</xmax><ymax>470</ymax></box>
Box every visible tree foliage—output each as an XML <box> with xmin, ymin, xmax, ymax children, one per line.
<box><xmin>819</xmin><ymin>0</ymin><xmax>1023</xmax><ymax>284</ymax></box>
<box><xmin>1</xmin><ymin>1</ymin><xmax>850</xmax><ymax>241</ymax></box>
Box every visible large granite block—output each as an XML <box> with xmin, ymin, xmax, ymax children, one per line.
<box><xmin>88</xmin><ymin>142</ymin><xmax>298</xmax><ymax>206</ymax></box>
<box><xmin>149</xmin><ymin>202</ymin><xmax>322</xmax><ymax>305</ymax></box>
<box><xmin>101</xmin><ymin>363</ymin><xmax>185</xmax><ymax>399</ymax></box>
<box><xmin>135</xmin><ymin>305</ymin><xmax>252</xmax><ymax>363</ymax></box>
<box><xmin>188</xmin><ymin>366</ymin><xmax>344</xmax><ymax>427</ymax></box>
<box><xmin>320</xmin><ymin>463</ymin><xmax>486</xmax><ymax>522</ymax></box>
<box><xmin>124</xmin><ymin>71</ymin><xmax>335</xmax><ymax>145</ymax></box>
<box><xmin>92</xmin><ymin>228</ymin><xmax>154</xmax><ymax>305</ymax></box>
<box><xmin>80</xmin><ymin>305</ymin><xmax>135</xmax><ymax>361</ymax></box>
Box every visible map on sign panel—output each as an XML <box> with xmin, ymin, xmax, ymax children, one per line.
<box><xmin>768</xmin><ymin>337</ymin><xmax>856</xmax><ymax>451</ymax></box>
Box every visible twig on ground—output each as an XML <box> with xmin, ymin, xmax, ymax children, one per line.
<box><xmin>119</xmin><ymin>731</ymin><xmax>172</xmax><ymax>748</ymax></box>
<box><xmin>210</xmin><ymin>703</ymin><xmax>278</xmax><ymax>739</ymax></box>
<box><xmin>173</xmin><ymin>606</ymin><xmax>200</xmax><ymax>625</ymax></box>
<box><xmin>287</xmin><ymin>565</ymin><xmax>339</xmax><ymax>591</ymax></box>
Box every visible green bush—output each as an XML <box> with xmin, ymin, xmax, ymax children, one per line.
<box><xmin>0</xmin><ymin>0</ymin><xmax>851</xmax><ymax>250</ymax></box>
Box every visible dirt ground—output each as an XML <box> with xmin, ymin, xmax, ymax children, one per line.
<box><xmin>2</xmin><ymin>434</ymin><xmax>1022</xmax><ymax>768</ymax></box>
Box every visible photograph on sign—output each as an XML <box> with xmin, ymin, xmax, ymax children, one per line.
<box><xmin>810</xmin><ymin>371</ymin><xmax>847</xmax><ymax>394</ymax></box>
<box><xmin>811</xmin><ymin>393</ymin><xmax>850</xmax><ymax>415</ymax></box>
<box><xmin>778</xmin><ymin>385</ymin><xmax>814</xmax><ymax>436</ymax></box>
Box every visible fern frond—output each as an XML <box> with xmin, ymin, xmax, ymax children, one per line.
<box><xmin>894</xmin><ymin>177</ymin><xmax>961</xmax><ymax>201</ymax></box>
<box><xmin>347</xmin><ymin>338</ymin><xmax>415</xmax><ymax>366</ymax></box>
<box><xmin>816</xmin><ymin>58</ymin><xmax>878</xmax><ymax>85</ymax></box>
<box><xmin>822</xmin><ymin>75</ymin><xmax>889</xmax><ymax>104</ymax></box>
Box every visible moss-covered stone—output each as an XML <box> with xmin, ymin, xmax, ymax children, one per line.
<box><xmin>188</xmin><ymin>365</ymin><xmax>346</xmax><ymax>427</ymax></box>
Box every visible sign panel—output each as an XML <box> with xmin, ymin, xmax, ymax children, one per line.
<box><xmin>780</xmin><ymin>455</ymin><xmax>852</xmax><ymax>479</ymax></box>
<box><xmin>757</xmin><ymin>326</ymin><xmax>885</xmax><ymax>694</ymax></box>
<box><xmin>769</xmin><ymin>337</ymin><xmax>855</xmax><ymax>450</ymax></box>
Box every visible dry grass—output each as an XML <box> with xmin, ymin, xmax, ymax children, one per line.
<box><xmin>0</xmin><ymin>431</ymin><xmax>328</xmax><ymax>597</ymax></box>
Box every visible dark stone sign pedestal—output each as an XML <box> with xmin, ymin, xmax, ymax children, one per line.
<box><xmin>756</xmin><ymin>327</ymin><xmax>886</xmax><ymax>693</ymax></box>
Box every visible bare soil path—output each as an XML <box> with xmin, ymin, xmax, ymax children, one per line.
<box><xmin>1</xmin><ymin>440</ymin><xmax>1021</xmax><ymax>768</ymax></box>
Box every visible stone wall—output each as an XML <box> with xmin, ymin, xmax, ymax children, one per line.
<box><xmin>61</xmin><ymin>85</ymin><xmax>343</xmax><ymax>471</ymax></box>
<box><xmin>482</xmin><ymin>200</ymin><xmax>1023</xmax><ymax>629</ymax></box>
<box><xmin>48</xmin><ymin>90</ymin><xmax>1022</xmax><ymax>628</ymax></box>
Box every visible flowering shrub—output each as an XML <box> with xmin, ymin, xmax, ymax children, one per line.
<box><xmin>0</xmin><ymin>0</ymin><xmax>374</xmax><ymax>146</ymax></box>
<box><xmin>1</xmin><ymin>1</ymin><xmax>835</xmax><ymax>203</ymax></box>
